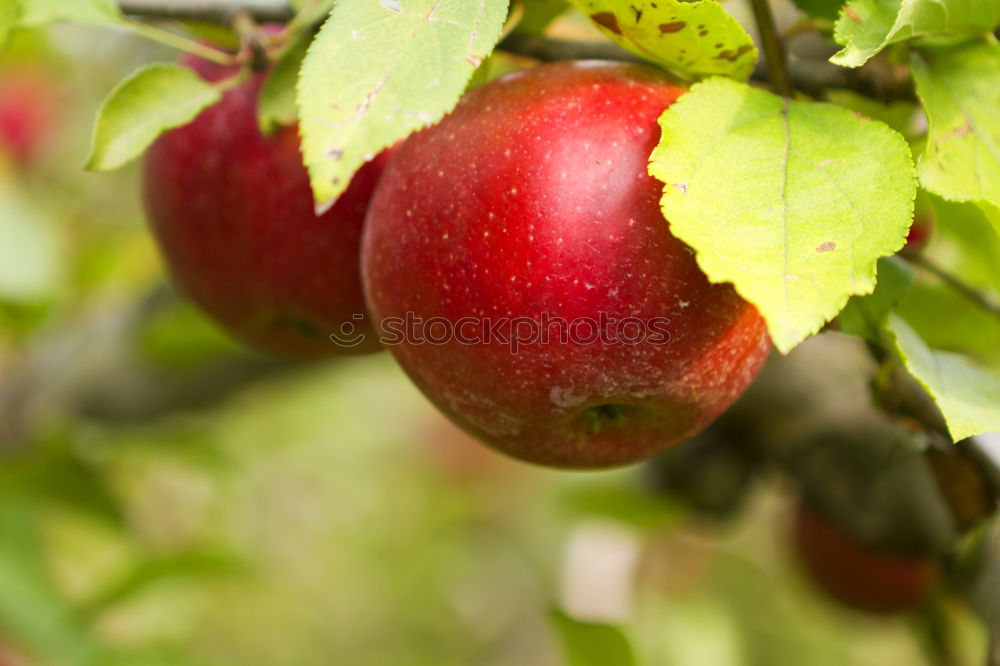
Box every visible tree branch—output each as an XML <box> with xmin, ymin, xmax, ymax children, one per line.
<box><xmin>118</xmin><ymin>0</ymin><xmax>294</xmax><ymax>23</ymax></box>
<box><xmin>497</xmin><ymin>33</ymin><xmax>915</xmax><ymax>101</ymax></box>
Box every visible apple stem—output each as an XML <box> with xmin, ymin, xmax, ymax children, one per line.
<box><xmin>902</xmin><ymin>253</ymin><xmax>1000</xmax><ymax>322</ymax></box>
<box><xmin>124</xmin><ymin>19</ymin><xmax>239</xmax><ymax>66</ymax></box>
<box><xmin>749</xmin><ymin>0</ymin><xmax>795</xmax><ymax>98</ymax></box>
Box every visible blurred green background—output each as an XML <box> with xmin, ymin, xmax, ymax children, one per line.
<box><xmin>0</xmin><ymin>18</ymin><xmax>993</xmax><ymax>666</ymax></box>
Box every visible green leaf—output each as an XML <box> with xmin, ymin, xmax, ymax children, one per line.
<box><xmin>890</xmin><ymin>314</ymin><xmax>1000</xmax><ymax>441</ymax></box>
<box><xmin>983</xmin><ymin>201</ymin><xmax>1000</xmax><ymax>236</ymax></box>
<box><xmin>928</xmin><ymin>193</ymin><xmax>1000</xmax><ymax>293</ymax></box>
<box><xmin>297</xmin><ymin>0</ymin><xmax>509</xmax><ymax>211</ymax></box>
<box><xmin>791</xmin><ymin>0</ymin><xmax>843</xmax><ymax>22</ymax></box>
<box><xmin>516</xmin><ymin>0</ymin><xmax>569</xmax><ymax>34</ymax></box>
<box><xmin>911</xmin><ymin>42</ymin><xmax>1000</xmax><ymax>213</ymax></box>
<box><xmin>568</xmin><ymin>0</ymin><xmax>758</xmax><ymax>81</ymax></box>
<box><xmin>259</xmin><ymin>36</ymin><xmax>309</xmax><ymax>135</ymax></box>
<box><xmin>894</xmin><ymin>283</ymin><xmax>1000</xmax><ymax>362</ymax></box>
<box><xmin>648</xmin><ymin>77</ymin><xmax>916</xmax><ymax>353</ymax></box>
<box><xmin>831</xmin><ymin>0</ymin><xmax>1000</xmax><ymax>68</ymax></box>
<box><xmin>86</xmin><ymin>63</ymin><xmax>222</xmax><ymax>172</ymax></box>
<box><xmin>18</xmin><ymin>0</ymin><xmax>123</xmax><ymax>26</ymax></box>
<box><xmin>824</xmin><ymin>89</ymin><xmax>918</xmax><ymax>135</ymax></box>
<box><xmin>0</xmin><ymin>503</ymin><xmax>99</xmax><ymax>666</ymax></box>
<box><xmin>0</xmin><ymin>0</ymin><xmax>20</xmax><ymax>50</ymax></box>
<box><xmin>0</xmin><ymin>179</ymin><xmax>61</xmax><ymax>303</ymax></box>
<box><xmin>550</xmin><ymin>610</ymin><xmax>637</xmax><ymax>666</ymax></box>
<box><xmin>837</xmin><ymin>256</ymin><xmax>913</xmax><ymax>341</ymax></box>
<box><xmin>82</xmin><ymin>550</ymin><xmax>246</xmax><ymax>618</ymax></box>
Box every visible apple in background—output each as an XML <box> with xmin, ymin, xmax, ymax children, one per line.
<box><xmin>362</xmin><ymin>61</ymin><xmax>771</xmax><ymax>469</ymax></box>
<box><xmin>0</xmin><ymin>66</ymin><xmax>60</xmax><ymax>167</ymax></box>
<box><xmin>143</xmin><ymin>54</ymin><xmax>388</xmax><ymax>359</ymax></box>
<box><xmin>792</xmin><ymin>505</ymin><xmax>938</xmax><ymax>614</ymax></box>
<box><xmin>900</xmin><ymin>214</ymin><xmax>932</xmax><ymax>256</ymax></box>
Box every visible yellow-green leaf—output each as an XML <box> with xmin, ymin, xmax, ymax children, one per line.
<box><xmin>890</xmin><ymin>315</ymin><xmax>1000</xmax><ymax>441</ymax></box>
<box><xmin>912</xmin><ymin>42</ymin><xmax>1000</xmax><ymax>215</ymax></box>
<box><xmin>297</xmin><ymin>0</ymin><xmax>509</xmax><ymax>212</ymax></box>
<box><xmin>649</xmin><ymin>78</ymin><xmax>916</xmax><ymax>352</ymax></box>
<box><xmin>86</xmin><ymin>63</ymin><xmax>222</xmax><ymax>172</ymax></box>
<box><xmin>567</xmin><ymin>0</ymin><xmax>757</xmax><ymax>81</ymax></box>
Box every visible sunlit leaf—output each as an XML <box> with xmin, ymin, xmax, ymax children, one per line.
<box><xmin>911</xmin><ymin>42</ymin><xmax>1000</xmax><ymax>214</ymax></box>
<box><xmin>86</xmin><ymin>63</ymin><xmax>222</xmax><ymax>172</ymax></box>
<box><xmin>569</xmin><ymin>0</ymin><xmax>757</xmax><ymax>81</ymax></box>
<box><xmin>297</xmin><ymin>0</ymin><xmax>508</xmax><ymax>211</ymax></box>
<box><xmin>832</xmin><ymin>0</ymin><xmax>1000</xmax><ymax>68</ymax></box>
<box><xmin>649</xmin><ymin>77</ymin><xmax>916</xmax><ymax>352</ymax></box>
<box><xmin>890</xmin><ymin>314</ymin><xmax>1000</xmax><ymax>441</ymax></box>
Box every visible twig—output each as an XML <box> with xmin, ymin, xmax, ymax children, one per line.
<box><xmin>124</xmin><ymin>18</ymin><xmax>238</xmax><ymax>65</ymax></box>
<box><xmin>903</xmin><ymin>253</ymin><xmax>1000</xmax><ymax>322</ymax></box>
<box><xmin>497</xmin><ymin>33</ymin><xmax>915</xmax><ymax>101</ymax></box>
<box><xmin>749</xmin><ymin>0</ymin><xmax>795</xmax><ymax>97</ymax></box>
<box><xmin>118</xmin><ymin>0</ymin><xmax>294</xmax><ymax>23</ymax></box>
<box><xmin>113</xmin><ymin>2</ymin><xmax>917</xmax><ymax>101</ymax></box>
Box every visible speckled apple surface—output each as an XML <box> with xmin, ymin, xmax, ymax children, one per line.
<box><xmin>363</xmin><ymin>61</ymin><xmax>771</xmax><ymax>468</ymax></box>
<box><xmin>143</xmin><ymin>55</ymin><xmax>386</xmax><ymax>359</ymax></box>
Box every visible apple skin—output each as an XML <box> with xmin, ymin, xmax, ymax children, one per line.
<box><xmin>793</xmin><ymin>506</ymin><xmax>938</xmax><ymax>614</ymax></box>
<box><xmin>0</xmin><ymin>66</ymin><xmax>60</xmax><ymax>166</ymax></box>
<box><xmin>362</xmin><ymin>61</ymin><xmax>771</xmax><ymax>469</ymax></box>
<box><xmin>143</xmin><ymin>55</ymin><xmax>387</xmax><ymax>359</ymax></box>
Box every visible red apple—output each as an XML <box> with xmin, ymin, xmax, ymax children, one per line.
<box><xmin>362</xmin><ymin>61</ymin><xmax>771</xmax><ymax>469</ymax></box>
<box><xmin>143</xmin><ymin>55</ymin><xmax>388</xmax><ymax>358</ymax></box>
<box><xmin>793</xmin><ymin>506</ymin><xmax>938</xmax><ymax>614</ymax></box>
<box><xmin>900</xmin><ymin>214</ymin><xmax>932</xmax><ymax>256</ymax></box>
<box><xmin>0</xmin><ymin>66</ymin><xmax>60</xmax><ymax>166</ymax></box>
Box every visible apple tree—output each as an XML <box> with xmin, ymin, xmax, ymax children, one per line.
<box><xmin>0</xmin><ymin>0</ymin><xmax>999</xmax><ymax>664</ymax></box>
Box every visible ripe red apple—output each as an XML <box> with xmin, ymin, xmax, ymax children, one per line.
<box><xmin>143</xmin><ymin>55</ymin><xmax>388</xmax><ymax>358</ymax></box>
<box><xmin>0</xmin><ymin>66</ymin><xmax>60</xmax><ymax>166</ymax></box>
<box><xmin>793</xmin><ymin>506</ymin><xmax>938</xmax><ymax>614</ymax></box>
<box><xmin>362</xmin><ymin>61</ymin><xmax>771</xmax><ymax>468</ymax></box>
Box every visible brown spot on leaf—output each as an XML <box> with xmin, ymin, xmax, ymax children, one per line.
<box><xmin>845</xmin><ymin>7</ymin><xmax>861</xmax><ymax>23</ymax></box>
<box><xmin>467</xmin><ymin>54</ymin><xmax>483</xmax><ymax>67</ymax></box>
<box><xmin>816</xmin><ymin>242</ymin><xmax>836</xmax><ymax>253</ymax></box>
<box><xmin>942</xmin><ymin>121</ymin><xmax>972</xmax><ymax>139</ymax></box>
<box><xmin>659</xmin><ymin>21</ymin><xmax>685</xmax><ymax>33</ymax></box>
<box><xmin>714</xmin><ymin>45</ymin><xmax>754</xmax><ymax>61</ymax></box>
<box><xmin>591</xmin><ymin>12</ymin><xmax>622</xmax><ymax>35</ymax></box>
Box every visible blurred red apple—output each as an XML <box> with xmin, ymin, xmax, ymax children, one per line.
<box><xmin>362</xmin><ymin>61</ymin><xmax>771</xmax><ymax>469</ymax></box>
<box><xmin>143</xmin><ymin>55</ymin><xmax>388</xmax><ymax>359</ymax></box>
<box><xmin>0</xmin><ymin>66</ymin><xmax>59</xmax><ymax>166</ymax></box>
<box><xmin>900</xmin><ymin>214</ymin><xmax>932</xmax><ymax>256</ymax></box>
<box><xmin>793</xmin><ymin>505</ymin><xmax>938</xmax><ymax>614</ymax></box>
